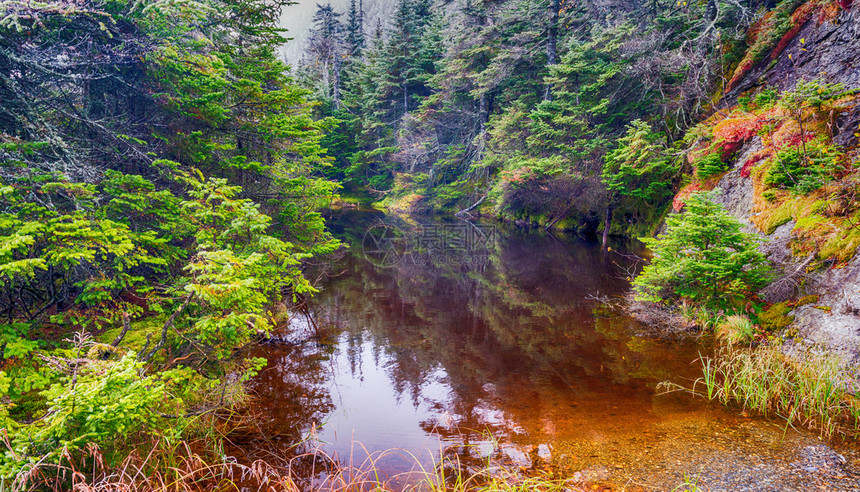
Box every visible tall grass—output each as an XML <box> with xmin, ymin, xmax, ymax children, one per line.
<box><xmin>715</xmin><ymin>314</ymin><xmax>756</xmax><ymax>345</ymax></box>
<box><xmin>698</xmin><ymin>343</ymin><xmax>860</xmax><ymax>437</ymax></box>
<box><xmin>9</xmin><ymin>438</ymin><xmax>583</xmax><ymax>491</ymax></box>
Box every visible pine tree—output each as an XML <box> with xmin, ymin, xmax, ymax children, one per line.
<box><xmin>633</xmin><ymin>191</ymin><xmax>771</xmax><ymax>309</ymax></box>
<box><xmin>307</xmin><ymin>4</ymin><xmax>345</xmax><ymax>106</ymax></box>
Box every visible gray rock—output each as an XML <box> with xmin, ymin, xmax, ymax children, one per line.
<box><xmin>793</xmin><ymin>253</ymin><xmax>860</xmax><ymax>362</ymax></box>
<box><xmin>537</xmin><ymin>443</ymin><xmax>552</xmax><ymax>462</ymax></box>
<box><xmin>727</xmin><ymin>9</ymin><xmax>860</xmax><ymax>101</ymax></box>
<box><xmin>711</xmin><ymin>137</ymin><xmax>761</xmax><ymax>229</ymax></box>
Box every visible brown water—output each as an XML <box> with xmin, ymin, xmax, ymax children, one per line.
<box><xmin>239</xmin><ymin>210</ymin><xmax>860</xmax><ymax>490</ymax></box>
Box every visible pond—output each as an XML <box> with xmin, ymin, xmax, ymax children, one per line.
<box><xmin>235</xmin><ymin>210</ymin><xmax>860</xmax><ymax>490</ymax></box>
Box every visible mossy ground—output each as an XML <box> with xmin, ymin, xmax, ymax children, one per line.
<box><xmin>98</xmin><ymin>315</ymin><xmax>167</xmax><ymax>352</ymax></box>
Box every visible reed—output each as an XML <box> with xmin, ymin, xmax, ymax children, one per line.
<box><xmin>697</xmin><ymin>343</ymin><xmax>860</xmax><ymax>437</ymax></box>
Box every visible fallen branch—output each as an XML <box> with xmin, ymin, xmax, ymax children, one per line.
<box><xmin>141</xmin><ymin>294</ymin><xmax>193</xmax><ymax>363</ymax></box>
<box><xmin>111</xmin><ymin>311</ymin><xmax>132</xmax><ymax>348</ymax></box>
<box><xmin>454</xmin><ymin>194</ymin><xmax>486</xmax><ymax>217</ymax></box>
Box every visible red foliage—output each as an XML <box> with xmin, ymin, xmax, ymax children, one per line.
<box><xmin>726</xmin><ymin>13</ymin><xmax>773</xmax><ymax>92</ymax></box>
<box><xmin>839</xmin><ymin>0</ymin><xmax>853</xmax><ymax>10</ymax></box>
<box><xmin>712</xmin><ymin>114</ymin><xmax>768</xmax><ymax>161</ymax></box>
<box><xmin>727</xmin><ymin>62</ymin><xmax>753</xmax><ymax>92</ymax></box>
<box><xmin>771</xmin><ymin>1</ymin><xmax>818</xmax><ymax>61</ymax></box>
<box><xmin>721</xmin><ymin>141</ymin><xmax>743</xmax><ymax>161</ymax></box>
<box><xmin>740</xmin><ymin>151</ymin><xmax>771</xmax><ymax>178</ymax></box>
<box><xmin>774</xmin><ymin>130</ymin><xmax>816</xmax><ymax>150</ymax></box>
<box><xmin>673</xmin><ymin>183</ymin><xmax>703</xmax><ymax>212</ymax></box>
<box><xmin>714</xmin><ymin>114</ymin><xmax>767</xmax><ymax>144</ymax></box>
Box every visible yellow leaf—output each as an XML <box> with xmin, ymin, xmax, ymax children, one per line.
<box><xmin>800</xmin><ymin>38</ymin><xmax>805</xmax><ymax>44</ymax></box>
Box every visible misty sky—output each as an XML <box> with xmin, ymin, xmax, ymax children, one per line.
<box><xmin>278</xmin><ymin>0</ymin><xmax>397</xmax><ymax>66</ymax></box>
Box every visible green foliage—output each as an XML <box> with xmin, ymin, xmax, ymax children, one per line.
<box><xmin>779</xmin><ymin>79</ymin><xmax>847</xmax><ymax>114</ymax></box>
<box><xmin>747</xmin><ymin>0</ymin><xmax>805</xmax><ymax>66</ymax></box>
<box><xmin>602</xmin><ymin>120</ymin><xmax>677</xmax><ymax>203</ymax></box>
<box><xmin>529</xmin><ymin>24</ymin><xmax>640</xmax><ymax>162</ymax></box>
<box><xmin>0</xmin><ymin>0</ymin><xmax>340</xmax><ymax>482</ymax></box>
<box><xmin>178</xmin><ymin>173</ymin><xmax>316</xmax><ymax>358</ymax></box>
<box><xmin>763</xmin><ymin>139</ymin><xmax>841</xmax><ymax>194</ymax></box>
<box><xmin>634</xmin><ymin>191</ymin><xmax>772</xmax><ymax>309</ymax></box>
<box><xmin>755</xmin><ymin>80</ymin><xmax>848</xmax><ymax>194</ymax></box>
<box><xmin>694</xmin><ymin>152</ymin><xmax>730</xmax><ymax>180</ymax></box>
<box><xmin>0</xmin><ymin>352</ymin><xmax>183</xmax><ymax>477</ymax></box>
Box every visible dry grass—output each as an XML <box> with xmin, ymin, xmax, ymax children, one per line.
<box><xmin>8</xmin><ymin>438</ymin><xmax>592</xmax><ymax>492</ymax></box>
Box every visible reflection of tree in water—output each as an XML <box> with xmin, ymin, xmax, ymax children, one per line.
<box><xmin>304</xmin><ymin>211</ymin><xmax>704</xmax><ymax>454</ymax></box>
<box><xmin>239</xmin><ymin>342</ymin><xmax>336</xmax><ymax>462</ymax></box>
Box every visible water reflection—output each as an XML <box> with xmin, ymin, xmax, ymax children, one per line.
<box><xmin>243</xmin><ymin>211</ymin><xmax>708</xmax><ymax>471</ymax></box>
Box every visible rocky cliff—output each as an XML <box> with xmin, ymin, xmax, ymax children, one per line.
<box><xmin>706</xmin><ymin>4</ymin><xmax>860</xmax><ymax>361</ymax></box>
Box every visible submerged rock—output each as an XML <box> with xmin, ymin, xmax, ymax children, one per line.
<box><xmin>537</xmin><ymin>443</ymin><xmax>553</xmax><ymax>462</ymax></box>
<box><xmin>500</xmin><ymin>443</ymin><xmax>532</xmax><ymax>468</ymax></box>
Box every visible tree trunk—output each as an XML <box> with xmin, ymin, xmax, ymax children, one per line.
<box><xmin>703</xmin><ymin>0</ymin><xmax>718</xmax><ymax>39</ymax></box>
<box><xmin>706</xmin><ymin>0</ymin><xmax>718</xmax><ymax>23</ymax></box>
<box><xmin>543</xmin><ymin>0</ymin><xmax>561</xmax><ymax>101</ymax></box>
<box><xmin>334</xmin><ymin>52</ymin><xmax>342</xmax><ymax>110</ymax></box>
<box><xmin>403</xmin><ymin>75</ymin><xmax>409</xmax><ymax>115</ymax></box>
<box><xmin>602</xmin><ymin>205</ymin><xmax>612</xmax><ymax>250</ymax></box>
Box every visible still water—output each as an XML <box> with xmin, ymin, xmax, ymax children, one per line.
<box><xmin>238</xmin><ymin>210</ymin><xmax>860</xmax><ymax>490</ymax></box>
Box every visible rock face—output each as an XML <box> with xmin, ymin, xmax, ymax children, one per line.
<box><xmin>727</xmin><ymin>8</ymin><xmax>860</xmax><ymax>99</ymax></box>
<box><xmin>794</xmin><ymin>255</ymin><xmax>860</xmax><ymax>362</ymax></box>
<box><xmin>710</xmin><ymin>130</ymin><xmax>860</xmax><ymax>361</ymax></box>
<box><xmin>712</xmin><ymin>6</ymin><xmax>860</xmax><ymax>361</ymax></box>
<box><xmin>710</xmin><ymin>138</ymin><xmax>761</xmax><ymax>228</ymax></box>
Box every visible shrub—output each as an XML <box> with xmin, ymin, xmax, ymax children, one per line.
<box><xmin>694</xmin><ymin>152</ymin><xmax>730</xmax><ymax>180</ymax></box>
<box><xmin>763</xmin><ymin>138</ymin><xmax>842</xmax><ymax>194</ymax></box>
<box><xmin>716</xmin><ymin>314</ymin><xmax>757</xmax><ymax>344</ymax></box>
<box><xmin>634</xmin><ymin>191</ymin><xmax>772</xmax><ymax>309</ymax></box>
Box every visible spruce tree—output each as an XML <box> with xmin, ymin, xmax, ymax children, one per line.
<box><xmin>307</xmin><ymin>4</ymin><xmax>345</xmax><ymax>105</ymax></box>
<box><xmin>633</xmin><ymin>191</ymin><xmax>771</xmax><ymax>309</ymax></box>
<box><xmin>345</xmin><ymin>0</ymin><xmax>366</xmax><ymax>56</ymax></box>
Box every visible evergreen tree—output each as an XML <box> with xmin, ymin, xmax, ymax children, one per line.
<box><xmin>384</xmin><ymin>0</ymin><xmax>435</xmax><ymax>118</ymax></box>
<box><xmin>306</xmin><ymin>3</ymin><xmax>345</xmax><ymax>106</ymax></box>
<box><xmin>600</xmin><ymin>119</ymin><xmax>678</xmax><ymax>245</ymax></box>
<box><xmin>0</xmin><ymin>0</ymin><xmax>339</xmax><ymax>477</ymax></box>
<box><xmin>345</xmin><ymin>0</ymin><xmax>366</xmax><ymax>56</ymax></box>
<box><xmin>633</xmin><ymin>191</ymin><xmax>772</xmax><ymax>309</ymax></box>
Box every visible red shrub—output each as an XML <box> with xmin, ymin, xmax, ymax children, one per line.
<box><xmin>771</xmin><ymin>1</ymin><xmax>818</xmax><ymax>61</ymax></box>
<box><xmin>673</xmin><ymin>183</ymin><xmax>704</xmax><ymax>212</ymax></box>
<box><xmin>713</xmin><ymin>114</ymin><xmax>767</xmax><ymax>144</ymax></box>
<box><xmin>740</xmin><ymin>150</ymin><xmax>772</xmax><ymax>178</ymax></box>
